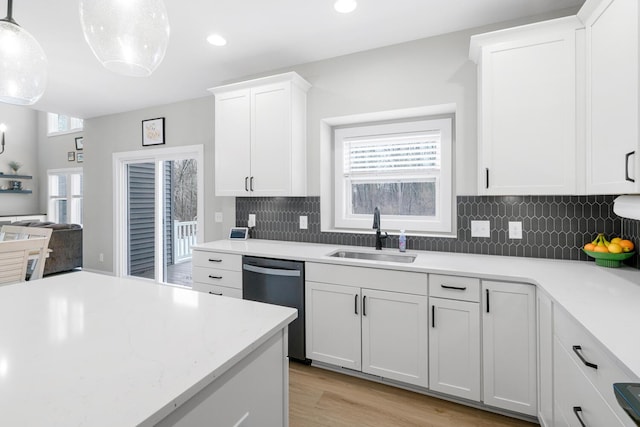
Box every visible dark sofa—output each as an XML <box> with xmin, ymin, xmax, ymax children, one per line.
<box><xmin>11</xmin><ymin>221</ymin><xmax>83</xmax><ymax>276</ymax></box>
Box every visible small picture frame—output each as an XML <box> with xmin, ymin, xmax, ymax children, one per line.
<box><xmin>77</xmin><ymin>152</ymin><xmax>84</xmax><ymax>163</ymax></box>
<box><xmin>68</xmin><ymin>151</ymin><xmax>75</xmax><ymax>162</ymax></box>
<box><xmin>142</xmin><ymin>117</ymin><xmax>165</xmax><ymax>146</ymax></box>
<box><xmin>75</xmin><ymin>136</ymin><xmax>84</xmax><ymax>150</ymax></box>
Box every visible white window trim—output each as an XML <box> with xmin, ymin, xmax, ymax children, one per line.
<box><xmin>47</xmin><ymin>167</ymin><xmax>84</xmax><ymax>225</ymax></box>
<box><xmin>320</xmin><ymin>104</ymin><xmax>457</xmax><ymax>237</ymax></box>
<box><xmin>47</xmin><ymin>113</ymin><xmax>84</xmax><ymax>137</ymax></box>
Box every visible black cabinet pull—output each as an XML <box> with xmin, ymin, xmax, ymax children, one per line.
<box><xmin>250</xmin><ymin>176</ymin><xmax>254</xmax><ymax>191</ymax></box>
<box><xmin>486</xmin><ymin>289</ymin><xmax>490</xmax><ymax>313</ymax></box>
<box><xmin>363</xmin><ymin>295</ymin><xmax>367</xmax><ymax>316</ymax></box>
<box><xmin>572</xmin><ymin>345</ymin><xmax>598</xmax><ymax>370</ymax></box>
<box><xmin>208</xmin><ymin>258</ymin><xmax>222</xmax><ymax>263</ymax></box>
<box><xmin>208</xmin><ymin>291</ymin><xmax>223</xmax><ymax>296</ymax></box>
<box><xmin>626</xmin><ymin>151</ymin><xmax>635</xmax><ymax>182</ymax></box>
<box><xmin>573</xmin><ymin>406</ymin><xmax>586</xmax><ymax>427</ymax></box>
<box><xmin>208</xmin><ymin>275</ymin><xmax>222</xmax><ymax>280</ymax></box>
<box><xmin>432</xmin><ymin>305</ymin><xmax>435</xmax><ymax>328</ymax></box>
<box><xmin>441</xmin><ymin>284</ymin><xmax>467</xmax><ymax>291</ymax></box>
<box><xmin>245</xmin><ymin>176</ymin><xmax>249</xmax><ymax>191</ymax></box>
<box><xmin>485</xmin><ymin>168</ymin><xmax>489</xmax><ymax>189</ymax></box>
<box><xmin>354</xmin><ymin>294</ymin><xmax>358</xmax><ymax>315</ymax></box>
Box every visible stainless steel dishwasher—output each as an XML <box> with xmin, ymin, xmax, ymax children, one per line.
<box><xmin>242</xmin><ymin>256</ymin><xmax>307</xmax><ymax>362</ymax></box>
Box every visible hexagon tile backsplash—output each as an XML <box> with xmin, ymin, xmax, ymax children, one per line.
<box><xmin>236</xmin><ymin>195</ymin><xmax>640</xmax><ymax>268</ymax></box>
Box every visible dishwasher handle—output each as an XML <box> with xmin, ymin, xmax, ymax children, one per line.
<box><xmin>243</xmin><ymin>263</ymin><xmax>301</xmax><ymax>277</ymax></box>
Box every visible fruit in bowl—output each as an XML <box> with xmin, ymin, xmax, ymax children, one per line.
<box><xmin>583</xmin><ymin>233</ymin><xmax>635</xmax><ymax>267</ymax></box>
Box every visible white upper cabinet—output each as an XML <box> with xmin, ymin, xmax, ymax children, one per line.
<box><xmin>580</xmin><ymin>0</ymin><xmax>640</xmax><ymax>194</ymax></box>
<box><xmin>209</xmin><ymin>72</ymin><xmax>311</xmax><ymax>197</ymax></box>
<box><xmin>470</xmin><ymin>17</ymin><xmax>584</xmax><ymax>195</ymax></box>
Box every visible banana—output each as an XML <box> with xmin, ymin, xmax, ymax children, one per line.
<box><xmin>592</xmin><ymin>235</ymin><xmax>600</xmax><ymax>245</ymax></box>
<box><xmin>602</xmin><ymin>235</ymin><xmax>611</xmax><ymax>247</ymax></box>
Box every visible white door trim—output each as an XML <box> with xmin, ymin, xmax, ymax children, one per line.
<box><xmin>112</xmin><ymin>144</ymin><xmax>205</xmax><ymax>279</ymax></box>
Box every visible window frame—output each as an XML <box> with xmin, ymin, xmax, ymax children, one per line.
<box><xmin>47</xmin><ymin>113</ymin><xmax>84</xmax><ymax>136</ymax></box>
<box><xmin>320</xmin><ymin>105</ymin><xmax>457</xmax><ymax>237</ymax></box>
<box><xmin>47</xmin><ymin>168</ymin><xmax>83</xmax><ymax>225</ymax></box>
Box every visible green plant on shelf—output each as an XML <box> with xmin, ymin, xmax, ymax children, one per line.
<box><xmin>8</xmin><ymin>160</ymin><xmax>21</xmax><ymax>175</ymax></box>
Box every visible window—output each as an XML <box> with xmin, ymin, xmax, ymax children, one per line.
<box><xmin>47</xmin><ymin>113</ymin><xmax>83</xmax><ymax>136</ymax></box>
<box><xmin>48</xmin><ymin>169</ymin><xmax>83</xmax><ymax>225</ymax></box>
<box><xmin>325</xmin><ymin>111</ymin><xmax>454</xmax><ymax>235</ymax></box>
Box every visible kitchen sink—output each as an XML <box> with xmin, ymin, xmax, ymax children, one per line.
<box><xmin>328</xmin><ymin>250</ymin><xmax>416</xmax><ymax>263</ymax></box>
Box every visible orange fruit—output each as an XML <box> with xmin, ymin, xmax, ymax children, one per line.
<box><xmin>593</xmin><ymin>245</ymin><xmax>609</xmax><ymax>253</ymax></box>
<box><xmin>584</xmin><ymin>243</ymin><xmax>596</xmax><ymax>251</ymax></box>
<box><xmin>620</xmin><ymin>240</ymin><xmax>635</xmax><ymax>252</ymax></box>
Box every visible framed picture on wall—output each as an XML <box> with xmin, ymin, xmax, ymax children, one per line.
<box><xmin>68</xmin><ymin>151</ymin><xmax>75</xmax><ymax>161</ymax></box>
<box><xmin>75</xmin><ymin>136</ymin><xmax>84</xmax><ymax>150</ymax></box>
<box><xmin>142</xmin><ymin>117</ymin><xmax>165</xmax><ymax>146</ymax></box>
<box><xmin>77</xmin><ymin>153</ymin><xmax>84</xmax><ymax>163</ymax></box>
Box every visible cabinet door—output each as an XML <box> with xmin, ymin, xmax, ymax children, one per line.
<box><xmin>214</xmin><ymin>89</ymin><xmax>252</xmax><ymax>196</ymax></box>
<box><xmin>361</xmin><ymin>289</ymin><xmax>428</xmax><ymax>387</ymax></box>
<box><xmin>482</xmin><ymin>281</ymin><xmax>537</xmax><ymax>416</ymax></box>
<box><xmin>584</xmin><ymin>0</ymin><xmax>639</xmax><ymax>193</ymax></box>
<box><xmin>478</xmin><ymin>30</ymin><xmax>577</xmax><ymax>195</ymax></box>
<box><xmin>250</xmin><ymin>82</ymin><xmax>292</xmax><ymax>196</ymax></box>
<box><xmin>305</xmin><ymin>281</ymin><xmax>361</xmax><ymax>370</ymax></box>
<box><xmin>428</xmin><ymin>297</ymin><xmax>480</xmax><ymax>401</ymax></box>
<box><xmin>537</xmin><ymin>291</ymin><xmax>554</xmax><ymax>427</ymax></box>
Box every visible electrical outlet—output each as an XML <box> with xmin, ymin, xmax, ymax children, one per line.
<box><xmin>248</xmin><ymin>214</ymin><xmax>256</xmax><ymax>227</ymax></box>
<box><xmin>300</xmin><ymin>215</ymin><xmax>308</xmax><ymax>230</ymax></box>
<box><xmin>471</xmin><ymin>220</ymin><xmax>490</xmax><ymax>238</ymax></box>
<box><xmin>509</xmin><ymin>221</ymin><xmax>523</xmax><ymax>239</ymax></box>
<box><xmin>99</xmin><ymin>253</ymin><xmax>104</xmax><ymax>262</ymax></box>
<box><xmin>214</xmin><ymin>212</ymin><xmax>223</xmax><ymax>223</ymax></box>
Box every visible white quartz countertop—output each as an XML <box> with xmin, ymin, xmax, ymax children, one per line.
<box><xmin>194</xmin><ymin>239</ymin><xmax>640</xmax><ymax>379</ymax></box>
<box><xmin>0</xmin><ymin>271</ymin><xmax>297</xmax><ymax>427</ymax></box>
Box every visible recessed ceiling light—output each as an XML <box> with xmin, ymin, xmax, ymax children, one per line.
<box><xmin>334</xmin><ymin>0</ymin><xmax>357</xmax><ymax>14</ymax></box>
<box><xmin>207</xmin><ymin>34</ymin><xmax>227</xmax><ymax>46</ymax></box>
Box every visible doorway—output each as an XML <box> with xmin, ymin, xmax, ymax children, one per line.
<box><xmin>113</xmin><ymin>145</ymin><xmax>204</xmax><ymax>287</ymax></box>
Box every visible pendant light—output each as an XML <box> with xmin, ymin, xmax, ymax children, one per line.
<box><xmin>79</xmin><ymin>0</ymin><xmax>170</xmax><ymax>77</ymax></box>
<box><xmin>0</xmin><ymin>0</ymin><xmax>47</xmax><ymax>106</ymax></box>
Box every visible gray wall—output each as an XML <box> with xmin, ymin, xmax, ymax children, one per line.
<box><xmin>0</xmin><ymin>104</ymin><xmax>39</xmax><ymax>215</ymax></box>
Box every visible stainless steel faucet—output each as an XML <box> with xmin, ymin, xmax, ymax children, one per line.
<box><xmin>373</xmin><ymin>207</ymin><xmax>388</xmax><ymax>250</ymax></box>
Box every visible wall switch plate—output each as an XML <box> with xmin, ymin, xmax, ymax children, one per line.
<box><xmin>214</xmin><ymin>212</ymin><xmax>223</xmax><ymax>223</ymax></box>
<box><xmin>99</xmin><ymin>253</ymin><xmax>104</xmax><ymax>262</ymax></box>
<box><xmin>509</xmin><ymin>221</ymin><xmax>523</xmax><ymax>239</ymax></box>
<box><xmin>471</xmin><ymin>220</ymin><xmax>490</xmax><ymax>238</ymax></box>
<box><xmin>299</xmin><ymin>215</ymin><xmax>308</xmax><ymax>230</ymax></box>
<box><xmin>248</xmin><ymin>214</ymin><xmax>256</xmax><ymax>227</ymax></box>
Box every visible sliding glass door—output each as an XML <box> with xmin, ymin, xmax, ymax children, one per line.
<box><xmin>115</xmin><ymin>146</ymin><xmax>203</xmax><ymax>287</ymax></box>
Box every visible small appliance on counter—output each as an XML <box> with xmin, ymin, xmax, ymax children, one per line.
<box><xmin>614</xmin><ymin>383</ymin><xmax>640</xmax><ymax>426</ymax></box>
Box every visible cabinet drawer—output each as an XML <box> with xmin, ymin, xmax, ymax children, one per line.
<box><xmin>192</xmin><ymin>282</ymin><xmax>242</xmax><ymax>299</ymax></box>
<box><xmin>555</xmin><ymin>306</ymin><xmax>634</xmax><ymax>421</ymax></box>
<box><xmin>429</xmin><ymin>274</ymin><xmax>480</xmax><ymax>302</ymax></box>
<box><xmin>306</xmin><ymin>262</ymin><xmax>427</xmax><ymax>295</ymax></box>
<box><xmin>193</xmin><ymin>266</ymin><xmax>242</xmax><ymax>289</ymax></box>
<box><xmin>554</xmin><ymin>336</ymin><xmax>626</xmax><ymax>427</ymax></box>
<box><xmin>192</xmin><ymin>250</ymin><xmax>241</xmax><ymax>271</ymax></box>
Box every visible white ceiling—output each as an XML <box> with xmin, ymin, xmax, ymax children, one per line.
<box><xmin>14</xmin><ymin>0</ymin><xmax>583</xmax><ymax>119</ymax></box>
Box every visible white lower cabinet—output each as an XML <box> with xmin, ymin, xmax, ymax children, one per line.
<box><xmin>428</xmin><ymin>296</ymin><xmax>480</xmax><ymax>401</ymax></box>
<box><xmin>482</xmin><ymin>281</ymin><xmax>537</xmax><ymax>417</ymax></box>
<box><xmin>305</xmin><ymin>276</ymin><xmax>428</xmax><ymax>388</ymax></box>
<box><xmin>537</xmin><ymin>290</ymin><xmax>554</xmax><ymax>427</ymax></box>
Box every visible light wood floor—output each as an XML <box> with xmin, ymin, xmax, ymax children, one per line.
<box><xmin>289</xmin><ymin>362</ymin><xmax>538</xmax><ymax>427</ymax></box>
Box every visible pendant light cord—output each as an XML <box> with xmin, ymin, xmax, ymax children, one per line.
<box><xmin>2</xmin><ymin>0</ymin><xmax>17</xmax><ymax>25</ymax></box>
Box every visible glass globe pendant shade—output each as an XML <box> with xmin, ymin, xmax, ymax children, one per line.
<box><xmin>79</xmin><ymin>0</ymin><xmax>170</xmax><ymax>77</ymax></box>
<box><xmin>0</xmin><ymin>20</ymin><xmax>47</xmax><ymax>105</ymax></box>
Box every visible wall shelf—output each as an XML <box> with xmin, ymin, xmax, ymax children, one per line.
<box><xmin>0</xmin><ymin>174</ymin><xmax>32</xmax><ymax>179</ymax></box>
<box><xmin>0</xmin><ymin>189</ymin><xmax>32</xmax><ymax>194</ymax></box>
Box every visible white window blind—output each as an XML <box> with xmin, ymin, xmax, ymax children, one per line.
<box><xmin>344</xmin><ymin>131</ymin><xmax>441</xmax><ymax>177</ymax></box>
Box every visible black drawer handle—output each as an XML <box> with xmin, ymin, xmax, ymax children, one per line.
<box><xmin>626</xmin><ymin>151</ymin><xmax>635</xmax><ymax>182</ymax></box>
<box><xmin>208</xmin><ymin>258</ymin><xmax>222</xmax><ymax>263</ymax></box>
<box><xmin>485</xmin><ymin>168</ymin><xmax>489</xmax><ymax>189</ymax></box>
<box><xmin>354</xmin><ymin>294</ymin><xmax>358</xmax><ymax>315</ymax></box>
<box><xmin>250</xmin><ymin>176</ymin><xmax>254</xmax><ymax>191</ymax></box>
<box><xmin>486</xmin><ymin>289</ymin><xmax>490</xmax><ymax>313</ymax></box>
<box><xmin>573</xmin><ymin>406</ymin><xmax>586</xmax><ymax>427</ymax></box>
<box><xmin>208</xmin><ymin>275</ymin><xmax>222</xmax><ymax>280</ymax></box>
<box><xmin>363</xmin><ymin>295</ymin><xmax>367</xmax><ymax>316</ymax></box>
<box><xmin>441</xmin><ymin>284</ymin><xmax>467</xmax><ymax>291</ymax></box>
<box><xmin>245</xmin><ymin>176</ymin><xmax>249</xmax><ymax>192</ymax></box>
<box><xmin>572</xmin><ymin>345</ymin><xmax>598</xmax><ymax>370</ymax></box>
<box><xmin>208</xmin><ymin>291</ymin><xmax>223</xmax><ymax>296</ymax></box>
